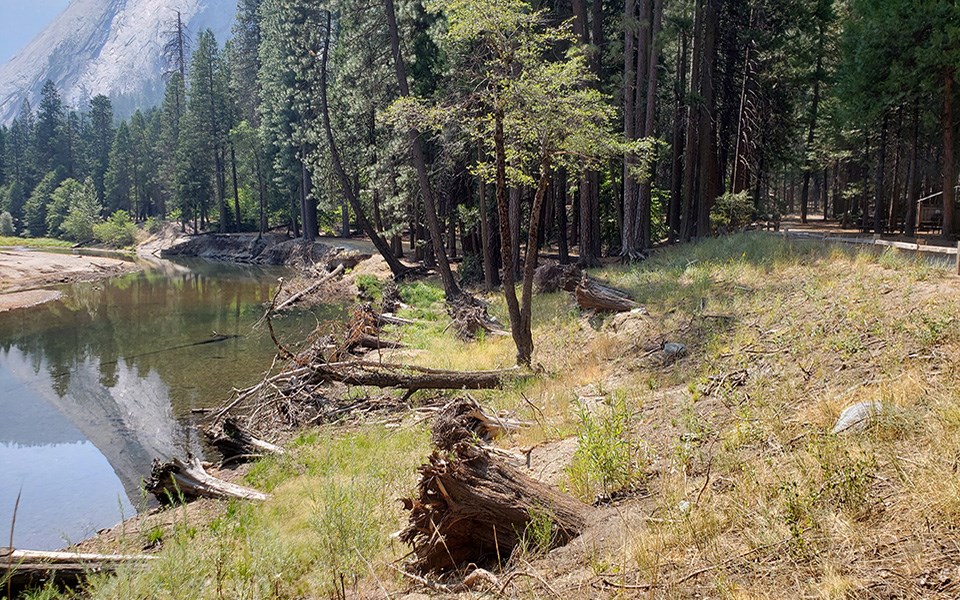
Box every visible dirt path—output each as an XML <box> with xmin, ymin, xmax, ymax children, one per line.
<box><xmin>0</xmin><ymin>248</ymin><xmax>141</xmax><ymax>312</ymax></box>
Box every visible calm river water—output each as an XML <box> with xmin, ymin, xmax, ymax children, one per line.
<box><xmin>0</xmin><ymin>257</ymin><xmax>340</xmax><ymax>550</ymax></box>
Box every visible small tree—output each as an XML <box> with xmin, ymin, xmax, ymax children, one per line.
<box><xmin>0</xmin><ymin>211</ymin><xmax>13</xmax><ymax>236</ymax></box>
<box><xmin>60</xmin><ymin>178</ymin><xmax>102</xmax><ymax>242</ymax></box>
<box><xmin>429</xmin><ymin>0</ymin><xmax>624</xmax><ymax>365</ymax></box>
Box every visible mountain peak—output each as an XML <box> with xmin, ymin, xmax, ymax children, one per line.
<box><xmin>0</xmin><ymin>0</ymin><xmax>236</xmax><ymax>124</ymax></box>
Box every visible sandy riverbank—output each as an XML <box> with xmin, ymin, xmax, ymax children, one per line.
<box><xmin>0</xmin><ymin>248</ymin><xmax>141</xmax><ymax>312</ymax></box>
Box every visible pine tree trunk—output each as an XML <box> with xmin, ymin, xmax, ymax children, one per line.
<box><xmin>906</xmin><ymin>102</ymin><xmax>920</xmax><ymax>237</ymax></box>
<box><xmin>680</xmin><ymin>0</ymin><xmax>703</xmax><ymax>242</ymax></box>
<box><xmin>696</xmin><ymin>0</ymin><xmax>719</xmax><ymax>238</ymax></box>
<box><xmin>384</xmin><ymin>0</ymin><xmax>461</xmax><ymax>298</ymax></box>
<box><xmin>943</xmin><ymin>67</ymin><xmax>955</xmax><ymax>236</ymax></box>
<box><xmin>669</xmin><ymin>29</ymin><xmax>688</xmax><ymax>241</ymax></box>
<box><xmin>318</xmin><ymin>10</ymin><xmax>408</xmax><ymax>278</ymax></box>
<box><xmin>638</xmin><ymin>0</ymin><xmax>662</xmax><ymax>249</ymax></box>
<box><xmin>621</xmin><ymin>0</ymin><xmax>638</xmax><ymax>258</ymax></box>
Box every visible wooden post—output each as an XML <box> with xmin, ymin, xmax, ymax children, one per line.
<box><xmin>955</xmin><ymin>241</ymin><xmax>960</xmax><ymax>275</ymax></box>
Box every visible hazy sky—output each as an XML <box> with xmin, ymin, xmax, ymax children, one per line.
<box><xmin>0</xmin><ymin>0</ymin><xmax>71</xmax><ymax>64</ymax></box>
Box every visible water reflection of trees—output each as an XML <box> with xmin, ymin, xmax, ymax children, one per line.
<box><xmin>0</xmin><ymin>262</ymin><xmax>326</xmax><ymax>415</ymax></box>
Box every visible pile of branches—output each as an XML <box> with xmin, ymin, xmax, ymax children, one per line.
<box><xmin>204</xmin><ymin>298</ymin><xmax>523</xmax><ymax>445</ymax></box>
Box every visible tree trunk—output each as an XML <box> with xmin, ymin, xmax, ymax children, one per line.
<box><xmin>680</xmin><ymin>0</ymin><xmax>703</xmax><ymax>242</ymax></box>
<box><xmin>494</xmin><ymin>108</ymin><xmax>525</xmax><ymax>365</ymax></box>
<box><xmin>557</xmin><ymin>171</ymin><xmax>570</xmax><ymax>263</ymax></box>
<box><xmin>478</xmin><ymin>167</ymin><xmax>498</xmax><ymax>291</ymax></box>
<box><xmin>384</xmin><ymin>0</ymin><xmax>460</xmax><ymax>297</ymax></box>
<box><xmin>696</xmin><ymin>0</ymin><xmax>719</xmax><ymax>238</ymax></box>
<box><xmin>874</xmin><ymin>112</ymin><xmax>888</xmax><ymax>234</ymax></box>
<box><xmin>638</xmin><ymin>0</ymin><xmax>662</xmax><ymax>249</ymax></box>
<box><xmin>516</xmin><ymin>155</ymin><xmax>553</xmax><ymax>365</ymax></box>
<box><xmin>621</xmin><ymin>0</ymin><xmax>638</xmax><ymax>258</ymax></box>
<box><xmin>669</xmin><ymin>28</ymin><xmax>688</xmax><ymax>241</ymax></box>
<box><xmin>800</xmin><ymin>19</ymin><xmax>825</xmax><ymax>224</ymax></box>
<box><xmin>318</xmin><ymin>10</ymin><xmax>408</xmax><ymax>278</ymax></box>
<box><xmin>231</xmin><ymin>143</ymin><xmax>241</xmax><ymax>232</ymax></box>
<box><xmin>906</xmin><ymin>102</ymin><xmax>920</xmax><ymax>237</ymax></box>
<box><xmin>944</xmin><ymin>67</ymin><xmax>956</xmax><ymax>236</ymax></box>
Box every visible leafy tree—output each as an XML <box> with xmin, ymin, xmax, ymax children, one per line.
<box><xmin>59</xmin><ymin>178</ymin><xmax>102</xmax><ymax>242</ymax></box>
<box><xmin>22</xmin><ymin>170</ymin><xmax>62</xmax><ymax>236</ymax></box>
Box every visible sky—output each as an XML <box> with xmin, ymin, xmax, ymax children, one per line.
<box><xmin>0</xmin><ymin>0</ymin><xmax>70</xmax><ymax>64</ymax></box>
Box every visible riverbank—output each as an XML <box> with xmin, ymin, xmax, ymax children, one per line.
<box><xmin>0</xmin><ymin>249</ymin><xmax>140</xmax><ymax>312</ymax></box>
<box><xmin>22</xmin><ymin>233</ymin><xmax>960</xmax><ymax>598</ymax></box>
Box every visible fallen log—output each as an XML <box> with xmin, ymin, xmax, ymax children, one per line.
<box><xmin>1</xmin><ymin>547</ymin><xmax>156</xmax><ymax>588</ymax></box>
<box><xmin>147</xmin><ymin>457</ymin><xmax>269</xmax><ymax>504</ymax></box>
<box><xmin>354</xmin><ymin>334</ymin><xmax>406</xmax><ymax>351</ymax></box>
<box><xmin>308</xmin><ymin>361</ymin><xmax>525</xmax><ymax>391</ymax></box>
<box><xmin>574</xmin><ymin>274</ymin><xmax>638</xmax><ymax>312</ymax></box>
<box><xmin>204</xmin><ymin>417</ymin><xmax>285</xmax><ymax>462</ymax></box>
<box><xmin>377</xmin><ymin>312</ymin><xmax>415</xmax><ymax>326</ymax></box>
<box><xmin>432</xmin><ymin>397</ymin><xmax>527</xmax><ymax>449</ymax></box>
<box><xmin>400</xmin><ymin>442</ymin><xmax>588</xmax><ymax>572</ymax></box>
<box><xmin>275</xmin><ymin>263</ymin><xmax>345</xmax><ymax>311</ymax></box>
<box><xmin>533</xmin><ymin>263</ymin><xmax>582</xmax><ymax>294</ymax></box>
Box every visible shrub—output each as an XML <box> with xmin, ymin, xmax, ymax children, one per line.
<box><xmin>566</xmin><ymin>394</ymin><xmax>644</xmax><ymax>502</ymax></box>
<box><xmin>93</xmin><ymin>210</ymin><xmax>138</xmax><ymax>247</ymax></box>
<box><xmin>458</xmin><ymin>253</ymin><xmax>484</xmax><ymax>286</ymax></box>
<box><xmin>710</xmin><ymin>191</ymin><xmax>754</xmax><ymax>234</ymax></box>
<box><xmin>0</xmin><ymin>211</ymin><xmax>13</xmax><ymax>236</ymax></box>
<box><xmin>144</xmin><ymin>216</ymin><xmax>163</xmax><ymax>234</ymax></box>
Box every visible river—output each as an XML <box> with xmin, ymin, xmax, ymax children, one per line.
<box><xmin>0</xmin><ymin>257</ymin><xmax>341</xmax><ymax>550</ymax></box>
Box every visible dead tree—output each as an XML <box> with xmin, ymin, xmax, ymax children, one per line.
<box><xmin>204</xmin><ymin>417</ymin><xmax>285</xmax><ymax>462</ymax></box>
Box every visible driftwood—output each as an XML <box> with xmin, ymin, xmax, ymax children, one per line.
<box><xmin>401</xmin><ymin>442</ymin><xmax>588</xmax><ymax>571</ymax></box>
<box><xmin>309</xmin><ymin>361</ymin><xmax>523</xmax><ymax>391</ymax></box>
<box><xmin>147</xmin><ymin>457</ymin><xmax>269</xmax><ymax>503</ymax></box>
<box><xmin>1</xmin><ymin>547</ymin><xmax>156</xmax><ymax>588</ymax></box>
<box><xmin>574</xmin><ymin>274</ymin><xmax>638</xmax><ymax>312</ymax></box>
<box><xmin>533</xmin><ymin>263</ymin><xmax>582</xmax><ymax>294</ymax></box>
<box><xmin>355</xmin><ymin>334</ymin><xmax>406</xmax><ymax>351</ymax></box>
<box><xmin>204</xmin><ymin>417</ymin><xmax>285</xmax><ymax>462</ymax></box>
<box><xmin>275</xmin><ymin>263</ymin><xmax>345</xmax><ymax>311</ymax></box>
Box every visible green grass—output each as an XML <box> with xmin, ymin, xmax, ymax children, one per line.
<box><xmin>0</xmin><ymin>236</ymin><xmax>72</xmax><ymax>248</ymax></box>
<box><xmin>35</xmin><ymin>425</ymin><xmax>430</xmax><ymax>600</ymax></box>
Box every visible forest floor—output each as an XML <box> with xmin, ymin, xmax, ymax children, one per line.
<box><xmin>20</xmin><ymin>232</ymin><xmax>960</xmax><ymax>600</ymax></box>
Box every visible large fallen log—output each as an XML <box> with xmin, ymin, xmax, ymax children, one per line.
<box><xmin>308</xmin><ymin>361</ymin><xmax>524</xmax><ymax>391</ymax></box>
<box><xmin>147</xmin><ymin>457</ymin><xmax>269</xmax><ymax>504</ymax></box>
<box><xmin>204</xmin><ymin>417</ymin><xmax>286</xmax><ymax>462</ymax></box>
<box><xmin>574</xmin><ymin>274</ymin><xmax>638</xmax><ymax>312</ymax></box>
<box><xmin>533</xmin><ymin>263</ymin><xmax>582</xmax><ymax>294</ymax></box>
<box><xmin>1</xmin><ymin>547</ymin><xmax>156</xmax><ymax>588</ymax></box>
<box><xmin>400</xmin><ymin>442</ymin><xmax>588</xmax><ymax>572</ymax></box>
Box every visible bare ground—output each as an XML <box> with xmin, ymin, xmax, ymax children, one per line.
<box><xmin>0</xmin><ymin>249</ymin><xmax>140</xmax><ymax>311</ymax></box>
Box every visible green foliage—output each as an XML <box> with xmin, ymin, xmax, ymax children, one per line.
<box><xmin>93</xmin><ymin>209</ymin><xmax>137</xmax><ymax>247</ymax></box>
<box><xmin>710</xmin><ymin>191</ymin><xmax>755</xmax><ymax>234</ymax></box>
<box><xmin>566</xmin><ymin>394</ymin><xmax>644</xmax><ymax>502</ymax></box>
<box><xmin>458</xmin><ymin>253</ymin><xmax>484</xmax><ymax>286</ymax></box>
<box><xmin>144</xmin><ymin>215</ymin><xmax>163</xmax><ymax>234</ymax></box>
<box><xmin>60</xmin><ymin>179</ymin><xmax>103</xmax><ymax>242</ymax></box>
<box><xmin>355</xmin><ymin>273</ymin><xmax>383</xmax><ymax>302</ymax></box>
<box><xmin>517</xmin><ymin>505</ymin><xmax>557</xmax><ymax>558</ymax></box>
<box><xmin>0</xmin><ymin>211</ymin><xmax>13</xmax><ymax>236</ymax></box>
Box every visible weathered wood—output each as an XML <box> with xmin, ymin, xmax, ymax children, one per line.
<box><xmin>432</xmin><ymin>397</ymin><xmax>527</xmax><ymax>450</ymax></box>
<box><xmin>147</xmin><ymin>457</ymin><xmax>269</xmax><ymax>503</ymax></box>
<box><xmin>377</xmin><ymin>312</ymin><xmax>415</xmax><ymax>326</ymax></box>
<box><xmin>400</xmin><ymin>443</ymin><xmax>588</xmax><ymax>572</ymax></box>
<box><xmin>308</xmin><ymin>361</ymin><xmax>524</xmax><ymax>391</ymax></box>
<box><xmin>275</xmin><ymin>263</ymin><xmax>345</xmax><ymax>311</ymax></box>
<box><xmin>0</xmin><ymin>547</ymin><xmax>156</xmax><ymax>588</ymax></box>
<box><xmin>354</xmin><ymin>334</ymin><xmax>406</xmax><ymax>351</ymax></box>
<box><xmin>204</xmin><ymin>417</ymin><xmax>285</xmax><ymax>462</ymax></box>
<box><xmin>574</xmin><ymin>274</ymin><xmax>638</xmax><ymax>312</ymax></box>
<box><xmin>533</xmin><ymin>263</ymin><xmax>582</xmax><ymax>294</ymax></box>
<box><xmin>446</xmin><ymin>293</ymin><xmax>507</xmax><ymax>340</ymax></box>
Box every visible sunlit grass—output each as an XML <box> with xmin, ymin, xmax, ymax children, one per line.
<box><xmin>0</xmin><ymin>236</ymin><xmax>72</xmax><ymax>248</ymax></box>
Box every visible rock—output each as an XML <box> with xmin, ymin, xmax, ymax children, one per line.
<box><xmin>662</xmin><ymin>342</ymin><xmax>687</xmax><ymax>361</ymax></box>
<box><xmin>462</xmin><ymin>568</ymin><xmax>500</xmax><ymax>590</ymax></box>
<box><xmin>831</xmin><ymin>400</ymin><xmax>883</xmax><ymax>434</ymax></box>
